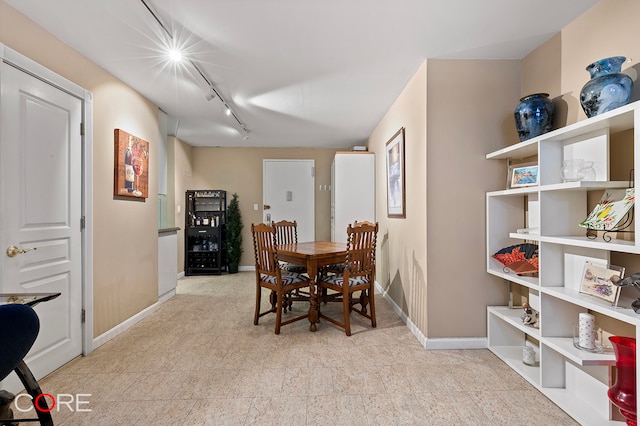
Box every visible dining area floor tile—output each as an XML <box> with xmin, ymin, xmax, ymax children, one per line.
<box><xmin>10</xmin><ymin>272</ymin><xmax>578</xmax><ymax>425</ymax></box>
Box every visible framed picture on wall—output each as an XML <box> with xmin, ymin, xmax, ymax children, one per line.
<box><xmin>386</xmin><ymin>127</ymin><xmax>406</xmax><ymax>218</ymax></box>
<box><xmin>114</xmin><ymin>129</ymin><xmax>149</xmax><ymax>199</ymax></box>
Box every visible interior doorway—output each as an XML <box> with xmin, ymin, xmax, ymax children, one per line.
<box><xmin>0</xmin><ymin>46</ymin><xmax>93</xmax><ymax>392</ymax></box>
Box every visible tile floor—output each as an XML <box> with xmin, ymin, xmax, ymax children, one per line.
<box><xmin>12</xmin><ymin>272</ymin><xmax>577</xmax><ymax>425</ymax></box>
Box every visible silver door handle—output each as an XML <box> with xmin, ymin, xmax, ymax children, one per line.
<box><xmin>6</xmin><ymin>245</ymin><xmax>37</xmax><ymax>258</ymax></box>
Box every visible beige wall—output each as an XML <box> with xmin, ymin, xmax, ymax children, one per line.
<box><xmin>171</xmin><ymin>136</ymin><xmax>194</xmax><ymax>275</ymax></box>
<box><xmin>425</xmin><ymin>59</ymin><xmax>518</xmax><ymax>338</ymax></box>
<box><xmin>368</xmin><ymin>61</ymin><xmax>429</xmax><ymax>333</ymax></box>
<box><xmin>1</xmin><ymin>2</ymin><xmax>160</xmax><ymax>337</ymax></box>
<box><xmin>368</xmin><ymin>59</ymin><xmax>515</xmax><ymax>339</ymax></box>
<box><xmin>189</xmin><ymin>147</ymin><xmax>339</xmax><ymax>270</ymax></box>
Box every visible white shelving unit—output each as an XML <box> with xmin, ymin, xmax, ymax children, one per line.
<box><xmin>486</xmin><ymin>101</ymin><xmax>640</xmax><ymax>425</ymax></box>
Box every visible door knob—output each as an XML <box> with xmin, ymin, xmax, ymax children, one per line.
<box><xmin>263</xmin><ymin>204</ymin><xmax>271</xmax><ymax>210</ymax></box>
<box><xmin>6</xmin><ymin>245</ymin><xmax>37</xmax><ymax>258</ymax></box>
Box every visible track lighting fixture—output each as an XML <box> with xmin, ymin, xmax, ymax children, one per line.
<box><xmin>139</xmin><ymin>0</ymin><xmax>249</xmax><ymax>136</ymax></box>
<box><xmin>205</xmin><ymin>86</ymin><xmax>216</xmax><ymax>102</ymax></box>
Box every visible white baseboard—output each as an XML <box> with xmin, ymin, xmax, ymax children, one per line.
<box><xmin>92</xmin><ymin>293</ymin><xmax>175</xmax><ymax>350</ymax></box>
<box><xmin>375</xmin><ymin>281</ymin><xmax>487</xmax><ymax>350</ymax></box>
<box><xmin>159</xmin><ymin>288</ymin><xmax>176</xmax><ymax>303</ymax></box>
<box><xmin>177</xmin><ymin>271</ymin><xmax>185</xmax><ymax>279</ymax></box>
<box><xmin>425</xmin><ymin>337</ymin><xmax>487</xmax><ymax>350</ymax></box>
<box><xmin>375</xmin><ymin>281</ymin><xmax>426</xmax><ymax>348</ymax></box>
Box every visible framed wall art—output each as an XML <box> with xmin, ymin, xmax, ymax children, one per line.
<box><xmin>114</xmin><ymin>129</ymin><xmax>149</xmax><ymax>199</ymax></box>
<box><xmin>386</xmin><ymin>127</ymin><xmax>405</xmax><ymax>218</ymax></box>
<box><xmin>579</xmin><ymin>261</ymin><xmax>624</xmax><ymax>304</ymax></box>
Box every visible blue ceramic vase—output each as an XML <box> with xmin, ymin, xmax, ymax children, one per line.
<box><xmin>514</xmin><ymin>93</ymin><xmax>554</xmax><ymax>142</ymax></box>
<box><xmin>580</xmin><ymin>56</ymin><xmax>633</xmax><ymax>118</ymax></box>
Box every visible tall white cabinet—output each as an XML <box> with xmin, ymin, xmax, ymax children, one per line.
<box><xmin>331</xmin><ymin>152</ymin><xmax>375</xmax><ymax>242</ymax></box>
<box><xmin>486</xmin><ymin>101</ymin><xmax>640</xmax><ymax>425</ymax></box>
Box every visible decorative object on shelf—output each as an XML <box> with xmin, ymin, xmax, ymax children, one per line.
<box><xmin>611</xmin><ymin>272</ymin><xmax>640</xmax><ymax>313</ymax></box>
<box><xmin>385</xmin><ymin>128</ymin><xmax>405</xmax><ymax>218</ymax></box>
<box><xmin>492</xmin><ymin>243</ymin><xmax>539</xmax><ymax>275</ymax></box>
<box><xmin>580</xmin><ymin>188</ymin><xmax>635</xmax><ymax>231</ymax></box>
<box><xmin>510</xmin><ymin>164</ymin><xmax>539</xmax><ymax>188</ymax></box>
<box><xmin>580</xmin><ymin>56</ymin><xmax>633</xmax><ymax>118</ymax></box>
<box><xmin>506</xmin><ymin>162</ymin><xmax>538</xmax><ymax>189</ymax></box>
<box><xmin>560</xmin><ymin>159</ymin><xmax>596</xmax><ymax>182</ymax></box>
<box><xmin>514</xmin><ymin>93</ymin><xmax>555</xmax><ymax>142</ymax></box>
<box><xmin>522</xmin><ymin>346</ymin><xmax>536</xmax><ymax>366</ymax></box>
<box><xmin>225</xmin><ymin>193</ymin><xmax>243</xmax><ymax>274</ymax></box>
<box><xmin>608</xmin><ymin>336</ymin><xmax>637</xmax><ymax>426</ymax></box>
<box><xmin>579</xmin><ymin>261</ymin><xmax>624</xmax><ymax>304</ymax></box>
<box><xmin>578</xmin><ymin>312</ymin><xmax>597</xmax><ymax>349</ymax></box>
<box><xmin>573</xmin><ymin>323</ymin><xmax>607</xmax><ymax>353</ymax></box>
<box><xmin>521</xmin><ymin>302</ymin><xmax>538</xmax><ymax>327</ymax></box>
<box><xmin>113</xmin><ymin>129</ymin><xmax>149</xmax><ymax>199</ymax></box>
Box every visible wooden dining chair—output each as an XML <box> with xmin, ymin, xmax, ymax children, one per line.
<box><xmin>251</xmin><ymin>223</ymin><xmax>311</xmax><ymax>334</ymax></box>
<box><xmin>272</xmin><ymin>219</ymin><xmax>307</xmax><ymax>273</ymax></box>
<box><xmin>272</xmin><ymin>219</ymin><xmax>310</xmax><ymax>309</ymax></box>
<box><xmin>318</xmin><ymin>221</ymin><xmax>378</xmax><ymax>336</ymax></box>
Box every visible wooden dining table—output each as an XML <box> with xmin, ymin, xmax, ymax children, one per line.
<box><xmin>277</xmin><ymin>241</ymin><xmax>347</xmax><ymax>331</ymax></box>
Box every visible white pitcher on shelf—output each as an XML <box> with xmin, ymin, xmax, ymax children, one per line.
<box><xmin>560</xmin><ymin>159</ymin><xmax>596</xmax><ymax>182</ymax></box>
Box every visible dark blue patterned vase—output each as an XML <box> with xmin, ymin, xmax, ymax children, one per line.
<box><xmin>580</xmin><ymin>56</ymin><xmax>633</xmax><ymax>118</ymax></box>
<box><xmin>514</xmin><ymin>93</ymin><xmax>554</xmax><ymax>142</ymax></box>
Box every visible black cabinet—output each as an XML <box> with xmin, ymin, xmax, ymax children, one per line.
<box><xmin>185</xmin><ymin>190</ymin><xmax>226</xmax><ymax>275</ymax></box>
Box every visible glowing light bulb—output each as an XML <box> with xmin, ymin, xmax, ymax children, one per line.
<box><xmin>168</xmin><ymin>48</ymin><xmax>183</xmax><ymax>62</ymax></box>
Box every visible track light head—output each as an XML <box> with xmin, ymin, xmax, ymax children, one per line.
<box><xmin>205</xmin><ymin>86</ymin><xmax>216</xmax><ymax>102</ymax></box>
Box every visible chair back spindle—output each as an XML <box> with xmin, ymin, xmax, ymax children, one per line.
<box><xmin>273</xmin><ymin>219</ymin><xmax>298</xmax><ymax>245</ymax></box>
<box><xmin>346</xmin><ymin>221</ymin><xmax>377</xmax><ymax>277</ymax></box>
<box><xmin>272</xmin><ymin>220</ymin><xmax>308</xmax><ymax>275</ymax></box>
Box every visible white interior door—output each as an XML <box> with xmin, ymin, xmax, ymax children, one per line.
<box><xmin>0</xmin><ymin>62</ymin><xmax>83</xmax><ymax>392</ymax></box>
<box><xmin>263</xmin><ymin>159</ymin><xmax>315</xmax><ymax>242</ymax></box>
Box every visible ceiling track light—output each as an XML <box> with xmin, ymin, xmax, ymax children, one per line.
<box><xmin>139</xmin><ymin>0</ymin><xmax>249</xmax><ymax>136</ymax></box>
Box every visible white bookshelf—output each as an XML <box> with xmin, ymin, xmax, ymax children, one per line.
<box><xmin>486</xmin><ymin>101</ymin><xmax>640</xmax><ymax>425</ymax></box>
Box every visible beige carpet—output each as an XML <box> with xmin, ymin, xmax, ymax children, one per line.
<box><xmin>16</xmin><ymin>272</ymin><xmax>576</xmax><ymax>425</ymax></box>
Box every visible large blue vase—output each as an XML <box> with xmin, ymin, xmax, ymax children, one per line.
<box><xmin>580</xmin><ymin>56</ymin><xmax>633</xmax><ymax>118</ymax></box>
<box><xmin>514</xmin><ymin>93</ymin><xmax>554</xmax><ymax>142</ymax></box>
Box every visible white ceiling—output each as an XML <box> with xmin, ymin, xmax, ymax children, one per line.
<box><xmin>6</xmin><ymin>0</ymin><xmax>600</xmax><ymax>148</ymax></box>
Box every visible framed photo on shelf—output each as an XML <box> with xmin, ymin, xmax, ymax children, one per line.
<box><xmin>509</xmin><ymin>164</ymin><xmax>539</xmax><ymax>188</ymax></box>
<box><xmin>579</xmin><ymin>261</ymin><xmax>624</xmax><ymax>304</ymax></box>
<box><xmin>386</xmin><ymin>127</ymin><xmax>405</xmax><ymax>218</ymax></box>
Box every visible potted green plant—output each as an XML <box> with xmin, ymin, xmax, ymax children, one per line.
<box><xmin>225</xmin><ymin>192</ymin><xmax>243</xmax><ymax>273</ymax></box>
